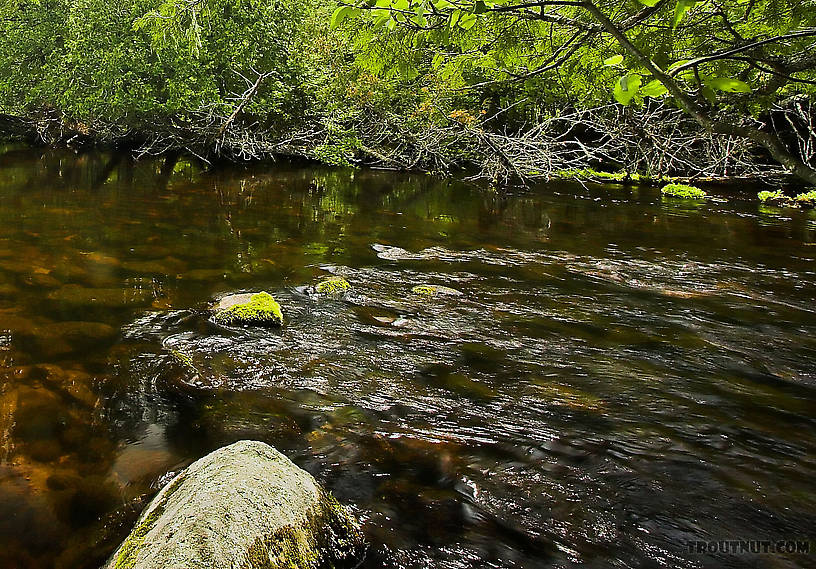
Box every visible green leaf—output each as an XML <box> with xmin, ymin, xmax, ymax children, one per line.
<box><xmin>701</xmin><ymin>85</ymin><xmax>717</xmax><ymax>104</ymax></box>
<box><xmin>412</xmin><ymin>11</ymin><xmax>427</xmax><ymax>26</ymax></box>
<box><xmin>637</xmin><ymin>0</ymin><xmax>660</xmax><ymax>5</ymax></box>
<box><xmin>458</xmin><ymin>12</ymin><xmax>477</xmax><ymax>29</ymax></box>
<box><xmin>641</xmin><ymin>79</ymin><xmax>668</xmax><ymax>97</ymax></box>
<box><xmin>473</xmin><ymin>0</ymin><xmax>488</xmax><ymax>13</ymax></box>
<box><xmin>673</xmin><ymin>0</ymin><xmax>696</xmax><ymax>28</ymax></box>
<box><xmin>330</xmin><ymin>6</ymin><xmax>354</xmax><ymax>29</ymax></box>
<box><xmin>707</xmin><ymin>77</ymin><xmax>751</xmax><ymax>93</ymax></box>
<box><xmin>613</xmin><ymin>74</ymin><xmax>642</xmax><ymax>106</ymax></box>
<box><xmin>449</xmin><ymin>9</ymin><xmax>461</xmax><ymax>28</ymax></box>
<box><xmin>604</xmin><ymin>54</ymin><xmax>623</xmax><ymax>66</ymax></box>
<box><xmin>372</xmin><ymin>8</ymin><xmax>390</xmax><ymax>26</ymax></box>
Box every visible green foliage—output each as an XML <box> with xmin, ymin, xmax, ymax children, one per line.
<box><xmin>661</xmin><ymin>183</ymin><xmax>707</xmax><ymax>199</ymax></box>
<box><xmin>0</xmin><ymin>0</ymin><xmax>316</xmax><ymax>137</ymax></box>
<box><xmin>329</xmin><ymin>0</ymin><xmax>816</xmax><ymax>128</ymax></box>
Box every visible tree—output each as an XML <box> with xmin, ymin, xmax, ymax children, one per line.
<box><xmin>331</xmin><ymin>0</ymin><xmax>816</xmax><ymax>183</ymax></box>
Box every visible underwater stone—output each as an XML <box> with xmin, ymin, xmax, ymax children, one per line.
<box><xmin>212</xmin><ymin>292</ymin><xmax>283</xmax><ymax>327</ymax></box>
<box><xmin>411</xmin><ymin>284</ymin><xmax>463</xmax><ymax>297</ymax></box>
<box><xmin>103</xmin><ymin>440</ymin><xmax>366</xmax><ymax>569</ymax></box>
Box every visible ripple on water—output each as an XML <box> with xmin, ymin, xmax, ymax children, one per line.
<box><xmin>1</xmin><ymin>155</ymin><xmax>815</xmax><ymax>569</ymax></box>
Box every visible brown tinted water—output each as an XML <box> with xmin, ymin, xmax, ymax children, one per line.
<box><xmin>0</xmin><ymin>146</ymin><xmax>814</xmax><ymax>569</ymax></box>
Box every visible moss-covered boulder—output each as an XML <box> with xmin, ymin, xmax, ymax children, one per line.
<box><xmin>758</xmin><ymin>189</ymin><xmax>816</xmax><ymax>208</ymax></box>
<box><xmin>212</xmin><ymin>292</ymin><xmax>283</xmax><ymax>327</ymax></box>
<box><xmin>314</xmin><ymin>276</ymin><xmax>351</xmax><ymax>296</ymax></box>
<box><xmin>660</xmin><ymin>183</ymin><xmax>707</xmax><ymax>199</ymax></box>
<box><xmin>103</xmin><ymin>440</ymin><xmax>366</xmax><ymax>569</ymax></box>
<box><xmin>411</xmin><ymin>284</ymin><xmax>463</xmax><ymax>297</ymax></box>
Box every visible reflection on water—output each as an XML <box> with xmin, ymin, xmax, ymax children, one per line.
<box><xmin>0</xmin><ymin>147</ymin><xmax>815</xmax><ymax>568</ymax></box>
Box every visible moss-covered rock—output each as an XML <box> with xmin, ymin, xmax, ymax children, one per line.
<box><xmin>314</xmin><ymin>276</ymin><xmax>351</xmax><ymax>296</ymax></box>
<box><xmin>660</xmin><ymin>183</ymin><xmax>707</xmax><ymax>199</ymax></box>
<box><xmin>213</xmin><ymin>292</ymin><xmax>283</xmax><ymax>327</ymax></box>
<box><xmin>411</xmin><ymin>284</ymin><xmax>463</xmax><ymax>297</ymax></box>
<box><xmin>795</xmin><ymin>189</ymin><xmax>816</xmax><ymax>207</ymax></box>
<box><xmin>757</xmin><ymin>189</ymin><xmax>816</xmax><ymax>209</ymax></box>
<box><xmin>103</xmin><ymin>440</ymin><xmax>366</xmax><ymax>569</ymax></box>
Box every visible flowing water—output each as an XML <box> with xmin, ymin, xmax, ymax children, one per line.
<box><xmin>0</xmin><ymin>146</ymin><xmax>814</xmax><ymax>569</ymax></box>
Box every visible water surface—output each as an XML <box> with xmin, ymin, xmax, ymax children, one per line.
<box><xmin>0</xmin><ymin>147</ymin><xmax>814</xmax><ymax>568</ymax></box>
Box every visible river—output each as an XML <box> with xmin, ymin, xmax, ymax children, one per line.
<box><xmin>0</xmin><ymin>146</ymin><xmax>814</xmax><ymax>568</ymax></box>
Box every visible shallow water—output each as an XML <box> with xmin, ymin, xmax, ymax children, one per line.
<box><xmin>0</xmin><ymin>147</ymin><xmax>814</xmax><ymax>569</ymax></box>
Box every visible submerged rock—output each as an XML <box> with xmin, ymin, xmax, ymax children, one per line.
<box><xmin>212</xmin><ymin>292</ymin><xmax>283</xmax><ymax>327</ymax></box>
<box><xmin>103</xmin><ymin>440</ymin><xmax>365</xmax><ymax>569</ymax></box>
<box><xmin>411</xmin><ymin>284</ymin><xmax>463</xmax><ymax>297</ymax></box>
<box><xmin>47</xmin><ymin>285</ymin><xmax>153</xmax><ymax>308</ymax></box>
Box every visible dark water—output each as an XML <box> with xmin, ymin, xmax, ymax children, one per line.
<box><xmin>0</xmin><ymin>146</ymin><xmax>814</xmax><ymax>569</ymax></box>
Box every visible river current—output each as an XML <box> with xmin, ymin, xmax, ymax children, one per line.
<box><xmin>0</xmin><ymin>147</ymin><xmax>814</xmax><ymax>568</ymax></box>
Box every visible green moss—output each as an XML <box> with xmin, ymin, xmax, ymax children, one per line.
<box><xmin>411</xmin><ymin>284</ymin><xmax>462</xmax><ymax>297</ymax></box>
<box><xmin>241</xmin><ymin>490</ymin><xmax>364</xmax><ymax>569</ymax></box>
<box><xmin>214</xmin><ymin>292</ymin><xmax>283</xmax><ymax>327</ymax></box>
<box><xmin>314</xmin><ymin>276</ymin><xmax>350</xmax><ymax>295</ymax></box>
<box><xmin>553</xmin><ymin>168</ymin><xmax>629</xmax><ymax>181</ymax></box>
<box><xmin>170</xmin><ymin>349</ymin><xmax>196</xmax><ymax>372</ymax></box>
<box><xmin>794</xmin><ymin>189</ymin><xmax>816</xmax><ymax>207</ymax></box>
<box><xmin>756</xmin><ymin>189</ymin><xmax>816</xmax><ymax>208</ymax></box>
<box><xmin>411</xmin><ymin>285</ymin><xmax>437</xmax><ymax>296</ymax></box>
<box><xmin>758</xmin><ymin>190</ymin><xmax>785</xmax><ymax>203</ymax></box>
<box><xmin>661</xmin><ymin>183</ymin><xmax>707</xmax><ymax>199</ymax></box>
<box><xmin>113</xmin><ymin>473</ymin><xmax>187</xmax><ymax>569</ymax></box>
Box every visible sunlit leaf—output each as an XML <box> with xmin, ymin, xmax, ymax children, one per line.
<box><xmin>673</xmin><ymin>0</ymin><xmax>696</xmax><ymax>28</ymax></box>
<box><xmin>330</xmin><ymin>6</ymin><xmax>356</xmax><ymax>29</ymax></box>
<box><xmin>604</xmin><ymin>54</ymin><xmax>623</xmax><ymax>66</ymax></box>
<box><xmin>641</xmin><ymin>79</ymin><xmax>668</xmax><ymax>97</ymax></box>
<box><xmin>613</xmin><ymin>74</ymin><xmax>642</xmax><ymax>106</ymax></box>
<box><xmin>707</xmin><ymin>77</ymin><xmax>751</xmax><ymax>93</ymax></box>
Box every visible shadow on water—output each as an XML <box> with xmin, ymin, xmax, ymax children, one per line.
<box><xmin>0</xmin><ymin>147</ymin><xmax>815</xmax><ymax>568</ymax></box>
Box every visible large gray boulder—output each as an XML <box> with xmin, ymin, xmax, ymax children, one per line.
<box><xmin>105</xmin><ymin>440</ymin><xmax>365</xmax><ymax>569</ymax></box>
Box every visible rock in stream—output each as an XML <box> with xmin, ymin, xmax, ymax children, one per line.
<box><xmin>104</xmin><ymin>440</ymin><xmax>366</xmax><ymax>569</ymax></box>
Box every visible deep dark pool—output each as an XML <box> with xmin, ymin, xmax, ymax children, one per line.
<box><xmin>0</xmin><ymin>146</ymin><xmax>814</xmax><ymax>568</ymax></box>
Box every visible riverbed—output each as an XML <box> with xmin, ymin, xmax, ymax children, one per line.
<box><xmin>0</xmin><ymin>147</ymin><xmax>814</xmax><ymax>568</ymax></box>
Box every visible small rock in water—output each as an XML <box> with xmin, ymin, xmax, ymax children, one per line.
<box><xmin>314</xmin><ymin>275</ymin><xmax>351</xmax><ymax>296</ymax></box>
<box><xmin>103</xmin><ymin>440</ymin><xmax>366</xmax><ymax>569</ymax></box>
<box><xmin>411</xmin><ymin>284</ymin><xmax>463</xmax><ymax>297</ymax></box>
<box><xmin>212</xmin><ymin>291</ymin><xmax>283</xmax><ymax>326</ymax></box>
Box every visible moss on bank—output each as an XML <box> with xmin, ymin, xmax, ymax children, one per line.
<box><xmin>757</xmin><ymin>189</ymin><xmax>816</xmax><ymax>208</ymax></box>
